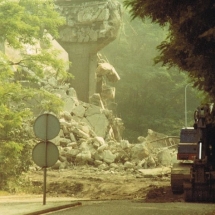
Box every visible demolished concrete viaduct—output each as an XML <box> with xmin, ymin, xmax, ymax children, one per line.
<box><xmin>55</xmin><ymin>0</ymin><xmax>122</xmax><ymax>102</ymax></box>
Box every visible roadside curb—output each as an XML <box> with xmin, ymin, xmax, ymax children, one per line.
<box><xmin>24</xmin><ymin>202</ymin><xmax>82</xmax><ymax>215</ymax></box>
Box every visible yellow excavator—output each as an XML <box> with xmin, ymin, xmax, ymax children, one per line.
<box><xmin>171</xmin><ymin>104</ymin><xmax>215</xmax><ymax>202</ymax></box>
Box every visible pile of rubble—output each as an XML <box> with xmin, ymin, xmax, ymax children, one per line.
<box><xmin>36</xmin><ymin>83</ymin><xmax>179</xmax><ymax>172</ymax></box>
<box><xmin>26</xmin><ymin>55</ymin><xmax>178</xmax><ymax>174</ymax></box>
<box><xmin>24</xmin><ymin>64</ymin><xmax>179</xmax><ymax>173</ymax></box>
<box><xmin>51</xmin><ymin>114</ymin><xmax>178</xmax><ymax>172</ymax></box>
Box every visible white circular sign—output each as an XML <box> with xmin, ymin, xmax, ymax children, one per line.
<box><xmin>32</xmin><ymin>141</ymin><xmax>59</xmax><ymax>168</ymax></box>
<box><xmin>33</xmin><ymin>113</ymin><xmax>60</xmax><ymax>140</ymax></box>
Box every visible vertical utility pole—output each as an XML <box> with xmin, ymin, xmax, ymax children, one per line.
<box><xmin>185</xmin><ymin>84</ymin><xmax>191</xmax><ymax>128</ymax></box>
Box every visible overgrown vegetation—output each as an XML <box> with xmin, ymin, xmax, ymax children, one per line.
<box><xmin>0</xmin><ymin>0</ymin><xmax>70</xmax><ymax>190</ymax></box>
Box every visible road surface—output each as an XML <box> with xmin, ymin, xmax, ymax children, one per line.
<box><xmin>44</xmin><ymin>200</ymin><xmax>215</xmax><ymax>215</ymax></box>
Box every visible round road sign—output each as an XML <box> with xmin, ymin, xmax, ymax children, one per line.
<box><xmin>32</xmin><ymin>141</ymin><xmax>59</xmax><ymax>168</ymax></box>
<box><xmin>33</xmin><ymin>113</ymin><xmax>60</xmax><ymax>140</ymax></box>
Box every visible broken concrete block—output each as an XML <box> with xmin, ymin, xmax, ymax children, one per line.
<box><xmin>96</xmin><ymin>62</ymin><xmax>113</xmax><ymax>76</ymax></box>
<box><xmin>79</xmin><ymin>141</ymin><xmax>89</xmax><ymax>151</ymax></box>
<box><xmin>53</xmin><ymin>89</ymin><xmax>68</xmax><ymax>98</ymax></box>
<box><xmin>76</xmin><ymin>151</ymin><xmax>92</xmax><ymax>164</ymax></box>
<box><xmin>102</xmin><ymin>150</ymin><xmax>116</xmax><ymax>164</ymax></box>
<box><xmin>120</xmin><ymin>140</ymin><xmax>130</xmax><ymax>149</ymax></box>
<box><xmin>94</xmin><ymin>160</ymin><xmax>103</xmax><ymax>166</ymax></box>
<box><xmin>138</xmin><ymin>167</ymin><xmax>171</xmax><ymax>177</ymax></box>
<box><xmin>62</xmin><ymin>125</ymin><xmax>70</xmax><ymax>135</ymax></box>
<box><xmin>109</xmin><ymin>163</ymin><xmax>119</xmax><ymax>169</ymax></box>
<box><xmin>157</xmin><ymin>149</ymin><xmax>172</xmax><ymax>167</ymax></box>
<box><xmin>96</xmin><ymin>62</ymin><xmax>120</xmax><ymax>82</ymax></box>
<box><xmin>85</xmin><ymin>104</ymin><xmax>101</xmax><ymax>116</ymax></box>
<box><xmin>137</xmin><ymin>159</ymin><xmax>147</xmax><ymax>169</ymax></box>
<box><xmin>67</xmin><ymin>87</ymin><xmax>77</xmax><ymax>97</ymax></box>
<box><xmin>66</xmin><ymin>148</ymin><xmax>80</xmax><ymax>159</ymax></box>
<box><xmin>86</xmin><ymin>113</ymin><xmax>109</xmax><ymax>137</ymax></box>
<box><xmin>72</xmin><ymin>127</ymin><xmax>90</xmax><ymax>139</ymax></box>
<box><xmin>62</xmin><ymin>111</ymin><xmax>72</xmax><ymax>121</ymax></box>
<box><xmin>147</xmin><ymin>155</ymin><xmax>156</xmax><ymax>168</ymax></box>
<box><xmin>67</xmin><ymin>142</ymin><xmax>78</xmax><ymax>148</ymax></box>
<box><xmin>60</xmin><ymin>138</ymin><xmax>71</xmax><ymax>147</ymax></box>
<box><xmin>112</xmin><ymin>117</ymin><xmax>124</xmax><ymax>142</ymax></box>
<box><xmin>72</xmin><ymin>105</ymin><xmax>86</xmax><ymax>117</ymax></box>
<box><xmin>93</xmin><ymin>141</ymin><xmax>100</xmax><ymax>149</ymax></box>
<box><xmin>47</xmin><ymin>77</ymin><xmax>57</xmax><ymax>86</ymax></box>
<box><xmin>63</xmin><ymin>98</ymin><xmax>78</xmax><ymax>112</ymax></box>
<box><xmin>97</xmin><ymin>144</ymin><xmax>108</xmax><ymax>152</ymax></box>
<box><xmin>94</xmin><ymin>136</ymin><xmax>105</xmax><ymax>146</ymax></box>
<box><xmin>98</xmin><ymin>163</ymin><xmax>109</xmax><ymax>170</ymax></box>
<box><xmin>94</xmin><ymin>151</ymin><xmax>103</xmax><ymax>161</ymax></box>
<box><xmin>79</xmin><ymin>125</ymin><xmax>90</xmax><ymax>135</ymax></box>
<box><xmin>59</xmin><ymin>118</ymin><xmax>71</xmax><ymax>127</ymax></box>
<box><xmin>101</xmin><ymin>85</ymin><xmax>115</xmax><ymax>100</ymax></box>
<box><xmin>137</xmin><ymin>136</ymin><xmax>146</xmax><ymax>143</ymax></box>
<box><xmin>69</xmin><ymin>133</ymin><xmax>77</xmax><ymax>142</ymax></box>
<box><xmin>124</xmin><ymin>161</ymin><xmax>134</xmax><ymax>169</ymax></box>
<box><xmin>89</xmin><ymin>94</ymin><xmax>104</xmax><ymax>109</ymax></box>
<box><xmin>131</xmin><ymin>143</ymin><xmax>149</xmax><ymax>160</ymax></box>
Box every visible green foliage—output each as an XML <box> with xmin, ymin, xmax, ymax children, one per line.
<box><xmin>124</xmin><ymin>0</ymin><xmax>215</xmax><ymax>101</ymax></box>
<box><xmin>0</xmin><ymin>0</ymin><xmax>70</xmax><ymax>190</ymax></box>
<box><xmin>102</xmin><ymin>4</ymin><xmax>203</xmax><ymax>141</ymax></box>
<box><xmin>0</xmin><ymin>141</ymin><xmax>23</xmax><ymax>188</ymax></box>
<box><xmin>0</xmin><ymin>0</ymin><xmax>64</xmax><ymax>48</ymax></box>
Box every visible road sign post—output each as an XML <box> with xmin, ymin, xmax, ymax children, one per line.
<box><xmin>33</xmin><ymin>113</ymin><xmax>60</xmax><ymax>205</ymax></box>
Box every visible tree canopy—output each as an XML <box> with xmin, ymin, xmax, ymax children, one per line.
<box><xmin>124</xmin><ymin>0</ymin><xmax>215</xmax><ymax>101</ymax></box>
<box><xmin>101</xmin><ymin>3</ymin><xmax>202</xmax><ymax>141</ymax></box>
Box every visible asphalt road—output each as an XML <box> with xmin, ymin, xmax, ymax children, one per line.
<box><xmin>44</xmin><ymin>200</ymin><xmax>215</xmax><ymax>215</ymax></box>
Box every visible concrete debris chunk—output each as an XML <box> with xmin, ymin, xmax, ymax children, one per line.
<box><xmin>94</xmin><ymin>136</ymin><xmax>105</xmax><ymax>146</ymax></box>
<box><xmin>89</xmin><ymin>93</ymin><xmax>105</xmax><ymax>109</ymax></box>
<box><xmin>102</xmin><ymin>150</ymin><xmax>116</xmax><ymax>164</ymax></box>
<box><xmin>72</xmin><ymin>105</ymin><xmax>86</xmax><ymax>118</ymax></box>
<box><xmin>86</xmin><ymin>113</ymin><xmax>109</xmax><ymax>137</ymax></box>
<box><xmin>97</xmin><ymin>62</ymin><xmax>120</xmax><ymax>82</ymax></box>
<box><xmin>76</xmin><ymin>151</ymin><xmax>92</xmax><ymax>164</ymax></box>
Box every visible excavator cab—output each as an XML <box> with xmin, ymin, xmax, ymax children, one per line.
<box><xmin>177</xmin><ymin>128</ymin><xmax>199</xmax><ymax>160</ymax></box>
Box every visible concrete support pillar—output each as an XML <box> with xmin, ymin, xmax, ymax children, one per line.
<box><xmin>55</xmin><ymin>0</ymin><xmax>122</xmax><ymax>102</ymax></box>
<box><xmin>59</xmin><ymin>43</ymin><xmax>99</xmax><ymax>102</ymax></box>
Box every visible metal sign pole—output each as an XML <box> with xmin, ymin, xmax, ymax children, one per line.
<box><xmin>43</xmin><ymin>166</ymin><xmax>47</xmax><ymax>205</ymax></box>
<box><xmin>43</xmin><ymin>114</ymin><xmax>49</xmax><ymax>205</ymax></box>
<box><xmin>33</xmin><ymin>113</ymin><xmax>60</xmax><ymax>206</ymax></box>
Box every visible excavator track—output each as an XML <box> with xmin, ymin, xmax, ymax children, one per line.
<box><xmin>184</xmin><ymin>182</ymin><xmax>215</xmax><ymax>202</ymax></box>
<box><xmin>171</xmin><ymin>163</ymin><xmax>191</xmax><ymax>194</ymax></box>
<box><xmin>172</xmin><ymin>163</ymin><xmax>215</xmax><ymax>202</ymax></box>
